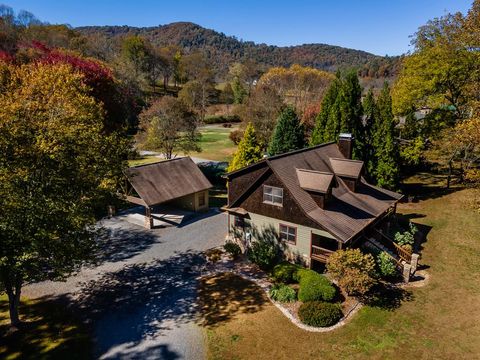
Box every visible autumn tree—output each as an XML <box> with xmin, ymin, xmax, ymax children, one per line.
<box><xmin>138</xmin><ymin>96</ymin><xmax>200</xmax><ymax>159</ymax></box>
<box><xmin>258</xmin><ymin>64</ymin><xmax>334</xmax><ymax>114</ymax></box>
<box><xmin>179</xmin><ymin>52</ymin><xmax>215</xmax><ymax>122</ymax></box>
<box><xmin>121</xmin><ymin>35</ymin><xmax>149</xmax><ymax>80</ymax></box>
<box><xmin>236</xmin><ymin>84</ymin><xmax>285</xmax><ymax>148</ymax></box>
<box><xmin>227</xmin><ymin>123</ymin><xmax>263</xmax><ymax>172</ymax></box>
<box><xmin>268</xmin><ymin>106</ymin><xmax>305</xmax><ymax>156</ymax></box>
<box><xmin>0</xmin><ymin>62</ymin><xmax>128</xmax><ymax>327</ymax></box>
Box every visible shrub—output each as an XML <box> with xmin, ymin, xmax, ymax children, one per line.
<box><xmin>229</xmin><ymin>129</ymin><xmax>244</xmax><ymax>145</ymax></box>
<box><xmin>296</xmin><ymin>269</ymin><xmax>336</xmax><ymax>302</ymax></box>
<box><xmin>224</xmin><ymin>241</ymin><xmax>241</xmax><ymax>259</ymax></box>
<box><xmin>394</xmin><ymin>222</ymin><xmax>418</xmax><ymax>247</ymax></box>
<box><xmin>204</xmin><ymin>114</ymin><xmax>241</xmax><ymax>124</ymax></box>
<box><xmin>376</xmin><ymin>251</ymin><xmax>397</xmax><ymax>279</ymax></box>
<box><xmin>269</xmin><ymin>284</ymin><xmax>296</xmax><ymax>302</ymax></box>
<box><xmin>248</xmin><ymin>239</ymin><xmax>278</xmax><ymax>270</ymax></box>
<box><xmin>271</xmin><ymin>262</ymin><xmax>302</xmax><ymax>283</ymax></box>
<box><xmin>298</xmin><ymin>301</ymin><xmax>343</xmax><ymax>327</ymax></box>
<box><xmin>401</xmin><ymin>244</ymin><xmax>413</xmax><ymax>254</ymax></box>
<box><xmin>326</xmin><ymin>249</ymin><xmax>376</xmax><ymax>296</ymax></box>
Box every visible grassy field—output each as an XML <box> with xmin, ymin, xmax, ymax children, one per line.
<box><xmin>129</xmin><ymin>125</ymin><xmax>238</xmax><ymax>167</ymax></box>
<box><xmin>0</xmin><ymin>296</ymin><xmax>92</xmax><ymax>360</ymax></box>
<box><xmin>188</xmin><ymin>125</ymin><xmax>238</xmax><ymax>162</ymax></box>
<box><xmin>200</xmin><ymin>186</ymin><xmax>480</xmax><ymax>359</ymax></box>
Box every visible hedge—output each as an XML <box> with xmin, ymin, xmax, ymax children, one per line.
<box><xmin>203</xmin><ymin>114</ymin><xmax>241</xmax><ymax>124</ymax></box>
<box><xmin>298</xmin><ymin>301</ymin><xmax>343</xmax><ymax>327</ymax></box>
<box><xmin>296</xmin><ymin>269</ymin><xmax>337</xmax><ymax>302</ymax></box>
<box><xmin>271</xmin><ymin>262</ymin><xmax>302</xmax><ymax>284</ymax></box>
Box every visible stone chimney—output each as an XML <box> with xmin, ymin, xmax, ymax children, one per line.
<box><xmin>338</xmin><ymin>133</ymin><xmax>353</xmax><ymax>159</ymax></box>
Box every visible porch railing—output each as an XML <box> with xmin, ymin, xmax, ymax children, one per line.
<box><xmin>372</xmin><ymin>228</ymin><xmax>412</xmax><ymax>263</ymax></box>
<box><xmin>311</xmin><ymin>245</ymin><xmax>335</xmax><ymax>262</ymax></box>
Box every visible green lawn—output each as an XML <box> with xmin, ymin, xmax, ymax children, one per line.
<box><xmin>0</xmin><ymin>296</ymin><xmax>92</xmax><ymax>360</ymax></box>
<box><xmin>187</xmin><ymin>125</ymin><xmax>238</xmax><ymax>162</ymax></box>
<box><xmin>129</xmin><ymin>125</ymin><xmax>238</xmax><ymax>166</ymax></box>
<box><xmin>200</xmin><ymin>187</ymin><xmax>480</xmax><ymax>359</ymax></box>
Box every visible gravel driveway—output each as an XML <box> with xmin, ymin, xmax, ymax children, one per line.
<box><xmin>24</xmin><ymin>209</ymin><xmax>227</xmax><ymax>359</ymax></box>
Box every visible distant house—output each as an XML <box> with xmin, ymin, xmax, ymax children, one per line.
<box><xmin>124</xmin><ymin>157</ymin><xmax>212</xmax><ymax>228</ymax></box>
<box><xmin>223</xmin><ymin>134</ymin><xmax>410</xmax><ymax>271</ymax></box>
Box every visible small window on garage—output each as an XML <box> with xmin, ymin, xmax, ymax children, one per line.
<box><xmin>263</xmin><ymin>185</ymin><xmax>283</xmax><ymax>206</ymax></box>
<box><xmin>279</xmin><ymin>224</ymin><xmax>297</xmax><ymax>244</ymax></box>
<box><xmin>198</xmin><ymin>192</ymin><xmax>206</xmax><ymax>207</ymax></box>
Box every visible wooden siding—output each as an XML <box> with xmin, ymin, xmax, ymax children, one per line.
<box><xmin>227</xmin><ymin>164</ymin><xmax>268</xmax><ymax>205</ymax></box>
<box><xmin>235</xmin><ymin>171</ymin><xmax>326</xmax><ymax>231</ymax></box>
<box><xmin>229</xmin><ymin>212</ymin><xmax>337</xmax><ymax>267</ymax></box>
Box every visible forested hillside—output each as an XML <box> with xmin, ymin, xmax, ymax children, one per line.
<box><xmin>77</xmin><ymin>22</ymin><xmax>401</xmax><ymax>79</ymax></box>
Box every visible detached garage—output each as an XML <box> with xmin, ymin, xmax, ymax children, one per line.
<box><xmin>124</xmin><ymin>157</ymin><xmax>213</xmax><ymax>228</ymax></box>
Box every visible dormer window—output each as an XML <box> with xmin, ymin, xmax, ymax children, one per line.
<box><xmin>263</xmin><ymin>185</ymin><xmax>283</xmax><ymax>206</ymax></box>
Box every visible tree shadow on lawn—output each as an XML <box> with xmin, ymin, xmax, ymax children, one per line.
<box><xmin>0</xmin><ymin>295</ymin><xmax>93</xmax><ymax>360</ymax></box>
<box><xmin>362</xmin><ymin>282</ymin><xmax>414</xmax><ymax>311</ymax></box>
<box><xmin>198</xmin><ymin>272</ymin><xmax>268</xmax><ymax>328</ymax></box>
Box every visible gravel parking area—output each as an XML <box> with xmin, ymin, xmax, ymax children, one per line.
<box><xmin>24</xmin><ymin>209</ymin><xmax>227</xmax><ymax>359</ymax></box>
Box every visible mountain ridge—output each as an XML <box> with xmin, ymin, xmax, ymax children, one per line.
<box><xmin>77</xmin><ymin>22</ymin><xmax>400</xmax><ymax>78</ymax></box>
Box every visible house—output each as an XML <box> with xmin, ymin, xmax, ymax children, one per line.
<box><xmin>223</xmin><ymin>134</ymin><xmax>410</xmax><ymax>272</ymax></box>
<box><xmin>124</xmin><ymin>157</ymin><xmax>212</xmax><ymax>228</ymax></box>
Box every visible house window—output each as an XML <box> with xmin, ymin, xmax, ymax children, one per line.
<box><xmin>234</xmin><ymin>215</ymin><xmax>245</xmax><ymax>227</ymax></box>
<box><xmin>279</xmin><ymin>224</ymin><xmax>297</xmax><ymax>244</ymax></box>
<box><xmin>263</xmin><ymin>185</ymin><xmax>283</xmax><ymax>206</ymax></box>
<box><xmin>198</xmin><ymin>192</ymin><xmax>205</xmax><ymax>207</ymax></box>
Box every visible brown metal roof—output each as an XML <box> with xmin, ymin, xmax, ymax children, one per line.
<box><xmin>125</xmin><ymin>157</ymin><xmax>212</xmax><ymax>207</ymax></box>
<box><xmin>329</xmin><ymin>158</ymin><xmax>364</xmax><ymax>178</ymax></box>
<box><xmin>296</xmin><ymin>169</ymin><xmax>334</xmax><ymax>193</ymax></box>
<box><xmin>227</xmin><ymin>143</ymin><xmax>403</xmax><ymax>243</ymax></box>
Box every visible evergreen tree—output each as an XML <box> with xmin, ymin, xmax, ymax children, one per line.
<box><xmin>339</xmin><ymin>71</ymin><xmax>364</xmax><ymax>159</ymax></box>
<box><xmin>373</xmin><ymin>82</ymin><xmax>400</xmax><ymax>189</ymax></box>
<box><xmin>363</xmin><ymin>88</ymin><xmax>378</xmax><ymax>179</ymax></box>
<box><xmin>228</xmin><ymin>123</ymin><xmax>263</xmax><ymax>172</ymax></box>
<box><xmin>310</xmin><ymin>71</ymin><xmax>364</xmax><ymax>159</ymax></box>
<box><xmin>268</xmin><ymin>106</ymin><xmax>306</xmax><ymax>155</ymax></box>
<box><xmin>310</xmin><ymin>75</ymin><xmax>341</xmax><ymax>145</ymax></box>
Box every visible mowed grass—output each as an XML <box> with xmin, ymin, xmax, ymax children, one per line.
<box><xmin>188</xmin><ymin>125</ymin><xmax>238</xmax><ymax>162</ymax></box>
<box><xmin>200</xmin><ymin>188</ymin><xmax>480</xmax><ymax>360</ymax></box>
<box><xmin>0</xmin><ymin>296</ymin><xmax>92</xmax><ymax>360</ymax></box>
<box><xmin>129</xmin><ymin>125</ymin><xmax>238</xmax><ymax>166</ymax></box>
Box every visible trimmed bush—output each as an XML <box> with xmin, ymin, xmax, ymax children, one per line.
<box><xmin>224</xmin><ymin>241</ymin><xmax>241</xmax><ymax>259</ymax></box>
<box><xmin>296</xmin><ymin>269</ymin><xmax>337</xmax><ymax>302</ymax></box>
<box><xmin>376</xmin><ymin>251</ymin><xmax>397</xmax><ymax>279</ymax></box>
<box><xmin>271</xmin><ymin>262</ymin><xmax>302</xmax><ymax>283</ymax></box>
<box><xmin>269</xmin><ymin>284</ymin><xmax>296</xmax><ymax>303</ymax></box>
<box><xmin>298</xmin><ymin>301</ymin><xmax>343</xmax><ymax>327</ymax></box>
<box><xmin>327</xmin><ymin>249</ymin><xmax>376</xmax><ymax>296</ymax></box>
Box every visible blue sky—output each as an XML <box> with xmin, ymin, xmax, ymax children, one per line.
<box><xmin>6</xmin><ymin>0</ymin><xmax>472</xmax><ymax>55</ymax></box>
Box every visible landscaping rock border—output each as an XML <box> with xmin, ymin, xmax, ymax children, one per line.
<box><xmin>201</xmin><ymin>252</ymin><xmax>363</xmax><ymax>333</ymax></box>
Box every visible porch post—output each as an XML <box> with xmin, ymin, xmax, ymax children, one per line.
<box><xmin>145</xmin><ymin>207</ymin><xmax>153</xmax><ymax>229</ymax></box>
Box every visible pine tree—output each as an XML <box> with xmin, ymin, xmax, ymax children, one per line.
<box><xmin>363</xmin><ymin>88</ymin><xmax>378</xmax><ymax>179</ymax></box>
<box><xmin>227</xmin><ymin>123</ymin><xmax>263</xmax><ymax>172</ymax></box>
<box><xmin>373</xmin><ymin>82</ymin><xmax>400</xmax><ymax>189</ymax></box>
<box><xmin>339</xmin><ymin>71</ymin><xmax>364</xmax><ymax>159</ymax></box>
<box><xmin>311</xmin><ymin>75</ymin><xmax>340</xmax><ymax>145</ymax></box>
<box><xmin>310</xmin><ymin>71</ymin><xmax>364</xmax><ymax>159</ymax></box>
<box><xmin>268</xmin><ymin>106</ymin><xmax>305</xmax><ymax>155</ymax></box>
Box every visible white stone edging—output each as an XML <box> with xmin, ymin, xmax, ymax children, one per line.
<box><xmin>201</xmin><ymin>257</ymin><xmax>363</xmax><ymax>333</ymax></box>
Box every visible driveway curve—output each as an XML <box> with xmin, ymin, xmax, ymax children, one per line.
<box><xmin>24</xmin><ymin>209</ymin><xmax>227</xmax><ymax>359</ymax></box>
